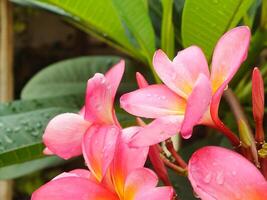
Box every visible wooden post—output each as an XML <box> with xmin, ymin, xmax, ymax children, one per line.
<box><xmin>0</xmin><ymin>0</ymin><xmax>14</xmax><ymax>101</ymax></box>
<box><xmin>0</xmin><ymin>0</ymin><xmax>14</xmax><ymax>199</ymax></box>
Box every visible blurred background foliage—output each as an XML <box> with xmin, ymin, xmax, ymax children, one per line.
<box><xmin>0</xmin><ymin>0</ymin><xmax>266</xmax><ymax>199</ymax></box>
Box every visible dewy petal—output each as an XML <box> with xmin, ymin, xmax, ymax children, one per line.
<box><xmin>31</xmin><ymin>177</ymin><xmax>118</xmax><ymax>200</ymax></box>
<box><xmin>105</xmin><ymin>60</ymin><xmax>125</xmax><ymax>99</ymax></box>
<box><xmin>82</xmin><ymin>125</ymin><xmax>120</xmax><ymax>182</ymax></box>
<box><xmin>180</xmin><ymin>74</ymin><xmax>212</xmax><ymax>139</ymax></box>
<box><xmin>188</xmin><ymin>146</ymin><xmax>267</xmax><ymax>200</ymax></box>
<box><xmin>85</xmin><ymin>73</ymin><xmax>114</xmax><ymax>124</ymax></box>
<box><xmin>129</xmin><ymin>115</ymin><xmax>183</xmax><ymax>147</ymax></box>
<box><xmin>120</xmin><ymin>84</ymin><xmax>186</xmax><ymax>118</ymax></box>
<box><xmin>112</xmin><ymin>128</ymin><xmax>149</xmax><ymax>198</ymax></box>
<box><xmin>135</xmin><ymin>187</ymin><xmax>174</xmax><ymax>200</ymax></box>
<box><xmin>153</xmin><ymin>47</ymin><xmax>209</xmax><ymax>99</ymax></box>
<box><xmin>210</xmin><ymin>26</ymin><xmax>251</xmax><ymax>93</ymax></box>
<box><xmin>43</xmin><ymin>113</ymin><xmax>91</xmax><ymax>159</ymax></box>
<box><xmin>124</xmin><ymin>168</ymin><xmax>158</xmax><ymax>199</ymax></box>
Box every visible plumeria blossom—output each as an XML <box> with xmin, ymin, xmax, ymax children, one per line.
<box><xmin>42</xmin><ymin>60</ymin><xmax>125</xmax><ymax>159</ymax></box>
<box><xmin>32</xmin><ymin>125</ymin><xmax>173</xmax><ymax>200</ymax></box>
<box><xmin>188</xmin><ymin>146</ymin><xmax>267</xmax><ymax>200</ymax></box>
<box><xmin>120</xmin><ymin>26</ymin><xmax>250</xmax><ymax>146</ymax></box>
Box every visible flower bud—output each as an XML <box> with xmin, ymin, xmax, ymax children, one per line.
<box><xmin>252</xmin><ymin>67</ymin><xmax>265</xmax><ymax>143</ymax></box>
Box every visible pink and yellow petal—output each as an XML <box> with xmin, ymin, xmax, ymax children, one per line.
<box><xmin>82</xmin><ymin>125</ymin><xmax>120</xmax><ymax>182</ymax></box>
<box><xmin>210</xmin><ymin>26</ymin><xmax>250</xmax><ymax>93</ymax></box>
<box><xmin>188</xmin><ymin>146</ymin><xmax>267</xmax><ymax>200</ymax></box>
<box><xmin>153</xmin><ymin>47</ymin><xmax>209</xmax><ymax>99</ymax></box>
<box><xmin>112</xmin><ymin>129</ymin><xmax>149</xmax><ymax>198</ymax></box>
<box><xmin>43</xmin><ymin>113</ymin><xmax>91</xmax><ymax>159</ymax></box>
<box><xmin>120</xmin><ymin>84</ymin><xmax>186</xmax><ymax>118</ymax></box>
<box><xmin>181</xmin><ymin>74</ymin><xmax>212</xmax><ymax>139</ymax></box>
<box><xmin>31</xmin><ymin>177</ymin><xmax>118</xmax><ymax>200</ymax></box>
<box><xmin>124</xmin><ymin>168</ymin><xmax>158</xmax><ymax>200</ymax></box>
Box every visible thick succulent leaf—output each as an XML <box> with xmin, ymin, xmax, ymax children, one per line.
<box><xmin>182</xmin><ymin>0</ymin><xmax>253</xmax><ymax>58</ymax></box>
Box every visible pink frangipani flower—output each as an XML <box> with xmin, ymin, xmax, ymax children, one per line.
<box><xmin>188</xmin><ymin>146</ymin><xmax>267</xmax><ymax>200</ymax></box>
<box><xmin>120</xmin><ymin>26</ymin><xmax>250</xmax><ymax>146</ymax></box>
<box><xmin>32</xmin><ymin>125</ymin><xmax>173</xmax><ymax>200</ymax></box>
<box><xmin>42</xmin><ymin>60</ymin><xmax>125</xmax><ymax>159</ymax></box>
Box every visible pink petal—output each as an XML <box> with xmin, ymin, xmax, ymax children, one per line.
<box><xmin>135</xmin><ymin>187</ymin><xmax>174</xmax><ymax>200</ymax></box>
<box><xmin>85</xmin><ymin>73</ymin><xmax>114</xmax><ymax>125</ymax></box>
<box><xmin>79</xmin><ymin>106</ymin><xmax>85</xmax><ymax>117</ymax></box>
<box><xmin>82</xmin><ymin>125</ymin><xmax>120</xmax><ymax>182</ymax></box>
<box><xmin>180</xmin><ymin>74</ymin><xmax>212</xmax><ymax>139</ymax></box>
<box><xmin>129</xmin><ymin>115</ymin><xmax>183</xmax><ymax>147</ymax></box>
<box><xmin>105</xmin><ymin>60</ymin><xmax>125</xmax><ymax>99</ymax></box>
<box><xmin>210</xmin><ymin>26</ymin><xmax>251</xmax><ymax>93</ymax></box>
<box><xmin>43</xmin><ymin>147</ymin><xmax>53</xmax><ymax>155</ymax></box>
<box><xmin>124</xmin><ymin>168</ymin><xmax>158</xmax><ymax>198</ymax></box>
<box><xmin>112</xmin><ymin>129</ymin><xmax>149</xmax><ymax>197</ymax></box>
<box><xmin>43</xmin><ymin>113</ymin><xmax>91</xmax><ymax>159</ymax></box>
<box><xmin>31</xmin><ymin>177</ymin><xmax>118</xmax><ymax>200</ymax></box>
<box><xmin>188</xmin><ymin>146</ymin><xmax>267</xmax><ymax>200</ymax></box>
<box><xmin>52</xmin><ymin>169</ymin><xmax>91</xmax><ymax>181</ymax></box>
<box><xmin>120</xmin><ymin>84</ymin><xmax>186</xmax><ymax>118</ymax></box>
<box><xmin>153</xmin><ymin>47</ymin><xmax>209</xmax><ymax>99</ymax></box>
<box><xmin>136</xmin><ymin>72</ymin><xmax>149</xmax><ymax>88</ymax></box>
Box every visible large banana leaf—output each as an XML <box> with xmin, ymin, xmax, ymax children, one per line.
<box><xmin>182</xmin><ymin>0</ymin><xmax>253</xmax><ymax>59</ymax></box>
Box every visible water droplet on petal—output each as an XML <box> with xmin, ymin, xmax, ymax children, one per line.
<box><xmin>216</xmin><ymin>171</ymin><xmax>224</xmax><ymax>185</ymax></box>
<box><xmin>204</xmin><ymin>173</ymin><xmax>212</xmax><ymax>183</ymax></box>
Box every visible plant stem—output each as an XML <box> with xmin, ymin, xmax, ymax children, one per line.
<box><xmin>165</xmin><ymin>139</ymin><xmax>187</xmax><ymax>168</ymax></box>
<box><xmin>224</xmin><ymin>89</ymin><xmax>259</xmax><ymax>165</ymax></box>
<box><xmin>160</xmin><ymin>154</ymin><xmax>188</xmax><ymax>176</ymax></box>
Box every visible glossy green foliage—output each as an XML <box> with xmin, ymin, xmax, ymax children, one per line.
<box><xmin>182</xmin><ymin>0</ymin><xmax>253</xmax><ymax>58</ymax></box>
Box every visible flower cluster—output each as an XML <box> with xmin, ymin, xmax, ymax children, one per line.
<box><xmin>32</xmin><ymin>26</ymin><xmax>267</xmax><ymax>200</ymax></box>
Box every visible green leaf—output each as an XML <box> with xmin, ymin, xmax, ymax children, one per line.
<box><xmin>182</xmin><ymin>0</ymin><xmax>253</xmax><ymax>58</ymax></box>
<box><xmin>161</xmin><ymin>0</ymin><xmax>175</xmax><ymax>58</ymax></box>
<box><xmin>112</xmin><ymin>0</ymin><xmax>156</xmax><ymax>61</ymax></box>
<box><xmin>261</xmin><ymin>0</ymin><xmax>267</xmax><ymax>30</ymax></box>
<box><xmin>40</xmin><ymin>0</ymin><xmax>134</xmax><ymax>50</ymax></box>
<box><xmin>0</xmin><ymin>156</ymin><xmax>63</xmax><ymax>180</ymax></box>
<box><xmin>0</xmin><ymin>104</ymin><xmax>75</xmax><ymax>168</ymax></box>
<box><xmin>12</xmin><ymin>0</ymin><xmax>146</xmax><ymax>61</ymax></box>
<box><xmin>21</xmin><ymin>56</ymin><xmax>140</xmax><ymax>100</ymax></box>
